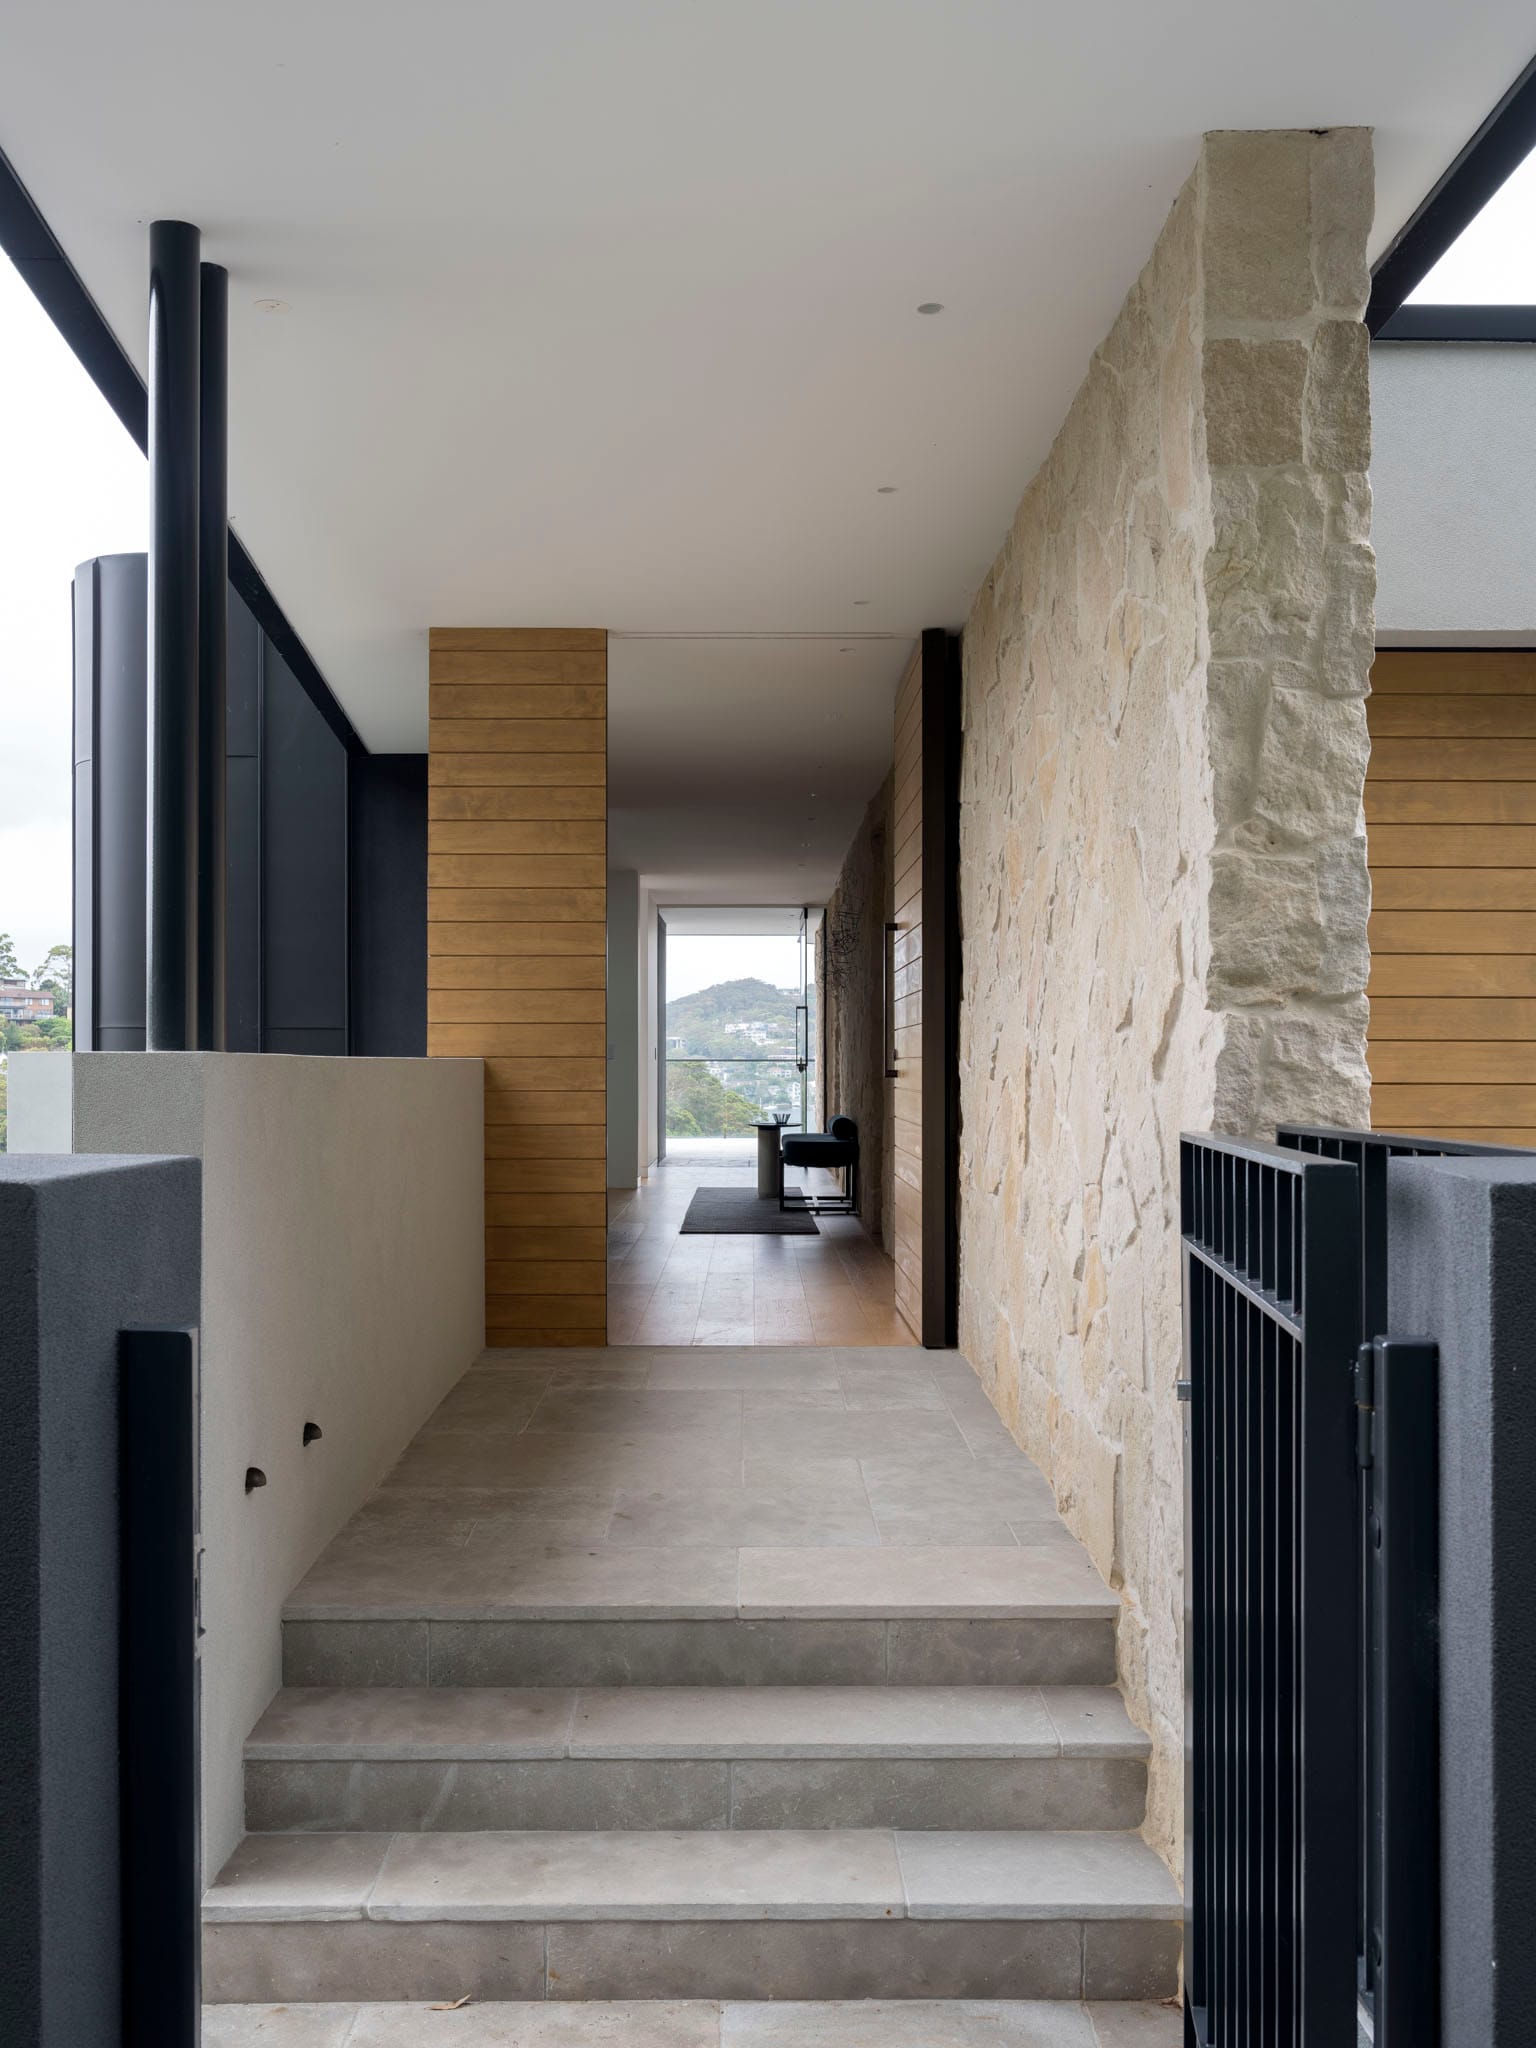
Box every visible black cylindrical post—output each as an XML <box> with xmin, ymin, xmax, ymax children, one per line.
<box><xmin>147</xmin><ymin>219</ymin><xmax>201</xmax><ymax>1050</ymax></box>
<box><xmin>197</xmin><ymin>262</ymin><xmax>228</xmax><ymax>1049</ymax></box>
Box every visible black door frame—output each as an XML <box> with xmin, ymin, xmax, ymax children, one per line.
<box><xmin>919</xmin><ymin>626</ymin><xmax>962</xmax><ymax>1349</ymax></box>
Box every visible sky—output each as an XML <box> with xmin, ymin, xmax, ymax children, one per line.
<box><xmin>0</xmin><ymin>251</ymin><xmax>146</xmax><ymax>977</ymax></box>
<box><xmin>1408</xmin><ymin>143</ymin><xmax>1536</xmax><ymax>302</ymax></box>
<box><xmin>664</xmin><ymin>935</ymin><xmax>806</xmax><ymax>1003</ymax></box>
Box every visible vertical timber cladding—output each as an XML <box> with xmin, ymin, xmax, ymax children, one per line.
<box><xmin>890</xmin><ymin>629</ymin><xmax>961</xmax><ymax>1346</ymax></box>
<box><xmin>427</xmin><ymin>628</ymin><xmax>607</xmax><ymax>1345</ymax></box>
<box><xmin>1367</xmin><ymin>649</ymin><xmax>1536</xmax><ymax>1144</ymax></box>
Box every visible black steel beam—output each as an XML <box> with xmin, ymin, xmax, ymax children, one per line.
<box><xmin>146</xmin><ymin>220</ymin><xmax>201</xmax><ymax>1050</ymax></box>
<box><xmin>198</xmin><ymin>262</ymin><xmax>229</xmax><ymax>1049</ymax></box>
<box><xmin>1369</xmin><ymin>53</ymin><xmax>1536</xmax><ymax>335</ymax></box>
<box><xmin>0</xmin><ymin>144</ymin><xmax>364</xmax><ymax>758</ymax></box>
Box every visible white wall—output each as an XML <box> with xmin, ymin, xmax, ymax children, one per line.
<box><xmin>606</xmin><ymin>868</ymin><xmax>640</xmax><ymax>1189</ymax></box>
<box><xmin>1373</xmin><ymin>344</ymin><xmax>1536</xmax><ymax>639</ymax></box>
<box><xmin>9</xmin><ymin>1050</ymin><xmax>484</xmax><ymax>1876</ymax></box>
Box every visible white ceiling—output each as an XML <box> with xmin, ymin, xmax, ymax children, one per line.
<box><xmin>609</xmin><ymin>635</ymin><xmax>904</xmax><ymax>902</ymax></box>
<box><xmin>2</xmin><ymin>2</ymin><xmax>1532</xmax><ymax>898</ymax></box>
<box><xmin>661</xmin><ymin>907</ymin><xmax>823</xmax><ymax>938</ymax></box>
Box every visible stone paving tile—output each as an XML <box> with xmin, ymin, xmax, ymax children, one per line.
<box><xmin>288</xmin><ymin>1542</ymin><xmax>740</xmax><ymax>1620</ymax></box>
<box><xmin>722</xmin><ymin>2002</ymin><xmax>1098</xmax><ymax>2046</ymax></box>
<box><xmin>203</xmin><ymin>2010</ymin><xmax>357</xmax><ymax>2048</ymax></box>
<box><xmin>896</xmin><ymin>1831</ymin><xmax>1182</xmax><ymax>1921</ymax></box>
<box><xmin>349</xmin><ymin>2005</ymin><xmax>722</xmax><ymax>2045</ymax></box>
<box><xmin>566</xmin><ymin>1685</ymin><xmax>1061</xmax><ymax>1758</ymax></box>
<box><xmin>203</xmin><ymin>2004</ymin><xmax>1184</xmax><ymax>2046</ymax></box>
<box><xmin>608</xmin><ymin>1483</ymin><xmax>879</xmax><ymax>1550</ymax></box>
<box><xmin>204</xmin><ymin>1834</ymin><xmax>390</xmax><ymax>1922</ymax></box>
<box><xmin>369</xmin><ymin>1828</ymin><xmax>906</xmax><ymax>1921</ymax></box>
<box><xmin>1085</xmin><ymin>2005</ymin><xmax>1184</xmax><ymax>2045</ymax></box>
<box><xmin>739</xmin><ymin>1545</ymin><xmax>1118</xmax><ymax>1619</ymax></box>
<box><xmin>248</xmin><ymin>1687</ymin><xmax>577</xmax><ymax>1759</ymax></box>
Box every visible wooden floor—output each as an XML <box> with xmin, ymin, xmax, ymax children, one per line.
<box><xmin>607</xmin><ymin>1142</ymin><xmax>916</xmax><ymax>1347</ymax></box>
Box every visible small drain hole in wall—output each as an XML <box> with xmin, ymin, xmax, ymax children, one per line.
<box><xmin>303</xmin><ymin>1422</ymin><xmax>323</xmax><ymax>1446</ymax></box>
<box><xmin>245</xmin><ymin>1466</ymin><xmax>267</xmax><ymax>1493</ymax></box>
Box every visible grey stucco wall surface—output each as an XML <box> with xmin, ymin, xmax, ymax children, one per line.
<box><xmin>0</xmin><ymin>1153</ymin><xmax>201</xmax><ymax>2048</ymax></box>
<box><xmin>1372</xmin><ymin>344</ymin><xmax>1536</xmax><ymax>640</ymax></box>
<box><xmin>9</xmin><ymin>1051</ymin><xmax>485</xmax><ymax>1878</ymax></box>
<box><xmin>1388</xmin><ymin>1153</ymin><xmax>1536</xmax><ymax>2048</ymax></box>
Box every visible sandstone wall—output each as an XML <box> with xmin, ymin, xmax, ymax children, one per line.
<box><xmin>957</xmin><ymin>129</ymin><xmax>1375</xmax><ymax>1869</ymax></box>
<box><xmin>822</xmin><ymin>773</ymin><xmax>895</xmax><ymax>1254</ymax></box>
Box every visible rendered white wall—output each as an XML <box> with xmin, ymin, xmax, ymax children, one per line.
<box><xmin>1372</xmin><ymin>344</ymin><xmax>1536</xmax><ymax>639</ymax></box>
<box><xmin>642</xmin><ymin>889</ymin><xmax>662</xmax><ymax>1173</ymax></box>
<box><xmin>606</xmin><ymin>868</ymin><xmax>640</xmax><ymax>1189</ymax></box>
<box><xmin>5</xmin><ymin>1050</ymin><xmax>74</xmax><ymax>1152</ymax></box>
<box><xmin>10</xmin><ymin>1051</ymin><xmax>484</xmax><ymax>1877</ymax></box>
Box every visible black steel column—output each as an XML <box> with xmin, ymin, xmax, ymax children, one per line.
<box><xmin>197</xmin><ymin>262</ymin><xmax>228</xmax><ymax>1049</ymax></box>
<box><xmin>146</xmin><ymin>220</ymin><xmax>200</xmax><ymax>1050</ymax></box>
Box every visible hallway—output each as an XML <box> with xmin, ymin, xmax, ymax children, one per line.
<box><xmin>202</xmin><ymin>1342</ymin><xmax>1180</xmax><ymax>2018</ymax></box>
<box><xmin>608</xmin><ymin>1143</ymin><xmax>913</xmax><ymax>1347</ymax></box>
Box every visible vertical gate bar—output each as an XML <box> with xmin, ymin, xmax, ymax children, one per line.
<box><xmin>1374</xmin><ymin>1337</ymin><xmax>1440</xmax><ymax>2048</ymax></box>
<box><xmin>1228</xmin><ymin>1269</ymin><xmax>1236</xmax><ymax>2023</ymax></box>
<box><xmin>1212</xmin><ymin>1265</ymin><xmax>1225</xmax><ymax>2033</ymax></box>
<box><xmin>1253</xmin><ymin>1286</ymin><xmax>1261</xmax><ymax>2039</ymax></box>
<box><xmin>1212</xmin><ymin>1261</ymin><xmax>1220</xmax><ymax>2031</ymax></box>
<box><xmin>1296</xmin><ymin>1160</ymin><xmax>1362</xmax><ymax>2044</ymax></box>
<box><xmin>1261</xmin><ymin>1311</ymin><xmax>1279</xmax><ymax>2042</ymax></box>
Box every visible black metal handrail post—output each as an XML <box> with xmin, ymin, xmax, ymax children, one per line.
<box><xmin>120</xmin><ymin>1326</ymin><xmax>202</xmax><ymax>2048</ymax></box>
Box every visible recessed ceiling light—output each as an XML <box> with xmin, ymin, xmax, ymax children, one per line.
<box><xmin>917</xmin><ymin>302</ymin><xmax>944</xmax><ymax>315</ymax></box>
<box><xmin>254</xmin><ymin>298</ymin><xmax>290</xmax><ymax>314</ymax></box>
<box><xmin>877</xmin><ymin>486</ymin><xmax>897</xmax><ymax>495</ymax></box>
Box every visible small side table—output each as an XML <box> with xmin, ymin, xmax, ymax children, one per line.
<box><xmin>754</xmin><ymin>1122</ymin><xmax>784</xmax><ymax>1201</ymax></box>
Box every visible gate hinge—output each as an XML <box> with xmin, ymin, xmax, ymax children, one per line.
<box><xmin>1354</xmin><ymin>1340</ymin><xmax>1375</xmax><ymax>1469</ymax></box>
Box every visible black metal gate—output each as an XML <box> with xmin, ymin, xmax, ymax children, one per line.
<box><xmin>1272</xmin><ymin>1125</ymin><xmax>1520</xmax><ymax>2045</ymax></box>
<box><xmin>1185</xmin><ymin>1122</ymin><xmax>1524</xmax><ymax>2046</ymax></box>
<box><xmin>1180</xmin><ymin>1133</ymin><xmax>1361</xmax><ymax>2047</ymax></box>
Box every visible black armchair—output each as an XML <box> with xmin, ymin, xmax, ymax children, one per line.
<box><xmin>779</xmin><ymin>1113</ymin><xmax>859</xmax><ymax>1215</ymax></box>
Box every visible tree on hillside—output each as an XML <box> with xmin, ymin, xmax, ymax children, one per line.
<box><xmin>666</xmin><ymin>1064</ymin><xmax>767</xmax><ymax>1137</ymax></box>
<box><xmin>30</xmin><ymin>943</ymin><xmax>72</xmax><ymax>1010</ymax></box>
<box><xmin>665</xmin><ymin>976</ymin><xmax>814</xmax><ymax>1059</ymax></box>
<box><xmin>0</xmin><ymin>933</ymin><xmax>20</xmax><ymax>982</ymax></box>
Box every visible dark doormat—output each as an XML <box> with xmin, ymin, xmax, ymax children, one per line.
<box><xmin>679</xmin><ymin>1188</ymin><xmax>820</xmax><ymax>1235</ymax></box>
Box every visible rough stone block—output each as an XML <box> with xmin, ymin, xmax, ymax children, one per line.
<box><xmin>1305</xmin><ymin>321</ymin><xmax>1372</xmax><ymax>474</ymax></box>
<box><xmin>1204</xmin><ymin>339</ymin><xmax>1308</xmax><ymax>467</ymax></box>
<box><xmin>1201</xmin><ymin>129</ymin><xmax>1315</xmax><ymax>322</ymax></box>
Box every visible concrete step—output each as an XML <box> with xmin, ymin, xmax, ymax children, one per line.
<box><xmin>284</xmin><ymin>1612</ymin><xmax>1117</xmax><ymax>1689</ymax></box>
<box><xmin>281</xmin><ymin>1542</ymin><xmax>1118</xmax><ymax>1692</ymax></box>
<box><xmin>204</xmin><ymin>1997</ymin><xmax>1185</xmax><ymax>2045</ymax></box>
<box><xmin>244</xmin><ymin>1685</ymin><xmax>1148</xmax><ymax>1832</ymax></box>
<box><xmin>202</xmin><ymin>1828</ymin><xmax>1181</xmax><ymax>2004</ymax></box>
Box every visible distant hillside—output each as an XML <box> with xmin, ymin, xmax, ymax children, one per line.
<box><xmin>666</xmin><ymin>976</ymin><xmax>811</xmax><ymax>1058</ymax></box>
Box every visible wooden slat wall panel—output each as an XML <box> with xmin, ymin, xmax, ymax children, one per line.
<box><xmin>428</xmin><ymin>627</ymin><xmax>607</xmax><ymax>1345</ymax></box>
<box><xmin>1367</xmin><ymin>650</ymin><xmax>1536</xmax><ymax>1142</ymax></box>
<box><xmin>891</xmin><ymin>647</ymin><xmax>924</xmax><ymax>1338</ymax></box>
